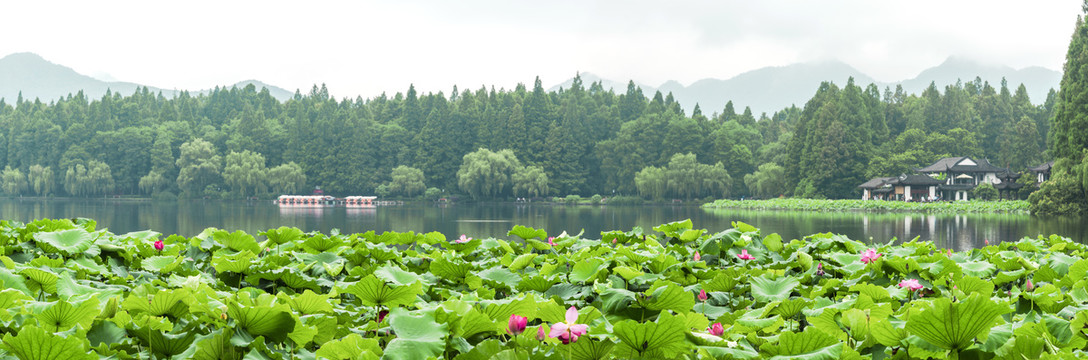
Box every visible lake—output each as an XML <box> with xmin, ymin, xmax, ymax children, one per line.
<box><xmin>0</xmin><ymin>198</ymin><xmax>1085</xmax><ymax>250</ymax></box>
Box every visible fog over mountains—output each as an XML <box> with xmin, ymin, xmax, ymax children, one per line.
<box><xmin>549</xmin><ymin>58</ymin><xmax>1061</xmax><ymax>116</ymax></box>
<box><xmin>0</xmin><ymin>52</ymin><xmax>294</xmax><ymax>103</ymax></box>
<box><xmin>0</xmin><ymin>52</ymin><xmax>1061</xmax><ymax>116</ymax></box>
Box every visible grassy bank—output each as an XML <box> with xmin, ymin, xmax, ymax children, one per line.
<box><xmin>703</xmin><ymin>198</ymin><xmax>1031</xmax><ymax>213</ymax></box>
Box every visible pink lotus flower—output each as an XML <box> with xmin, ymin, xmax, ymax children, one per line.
<box><xmin>708</xmin><ymin>323</ymin><xmax>724</xmax><ymax>336</ymax></box>
<box><xmin>508</xmin><ymin>314</ymin><xmax>527</xmax><ymax>335</ymax></box>
<box><xmin>860</xmin><ymin>248</ymin><xmax>881</xmax><ymax>264</ymax></box>
<box><xmin>548</xmin><ymin>237</ymin><xmax>556</xmax><ymax>246</ymax></box>
<box><xmin>549</xmin><ymin>306</ymin><xmax>588</xmax><ymax>344</ymax></box>
<box><xmin>378</xmin><ymin>309</ymin><xmax>389</xmax><ymax>323</ymax></box>
<box><xmin>154</xmin><ymin>239</ymin><xmax>164</xmax><ymax>251</ymax></box>
<box><xmin>736</xmin><ymin>249</ymin><xmax>754</xmax><ymax>261</ymax></box>
<box><xmin>898</xmin><ymin>278</ymin><xmax>923</xmax><ymax>291</ymax></box>
<box><xmin>694</xmin><ymin>251</ymin><xmax>701</xmax><ymax>262</ymax></box>
<box><xmin>984</xmin><ymin>239</ymin><xmax>990</xmax><ymax>246</ymax></box>
<box><xmin>537</xmin><ymin>325</ymin><xmax>546</xmax><ymax>341</ymax></box>
<box><xmin>1026</xmin><ymin>279</ymin><xmax>1035</xmax><ymax>291</ymax></box>
<box><xmin>455</xmin><ymin>234</ymin><xmax>471</xmax><ymax>244</ymax></box>
<box><xmin>815</xmin><ymin>262</ymin><xmax>825</xmax><ymax>277</ymax></box>
<box><xmin>698</xmin><ymin>289</ymin><xmax>708</xmax><ymax>302</ymax></box>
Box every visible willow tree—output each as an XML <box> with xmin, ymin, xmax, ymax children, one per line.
<box><xmin>64</xmin><ymin>160</ymin><xmax>114</xmax><ymax>197</ymax></box>
<box><xmin>267</xmin><ymin>162</ymin><xmax>307</xmax><ymax>195</ymax></box>
<box><xmin>1</xmin><ymin>166</ymin><xmax>27</xmax><ymax>195</ymax></box>
<box><xmin>176</xmin><ymin>138</ymin><xmax>222</xmax><ymax>197</ymax></box>
<box><xmin>223</xmin><ymin>150</ymin><xmax>268</xmax><ymax>198</ymax></box>
<box><xmin>457</xmin><ymin>148</ymin><xmax>522</xmax><ymax>200</ymax></box>
<box><xmin>27</xmin><ymin>164</ymin><xmax>53</xmax><ymax>196</ymax></box>
<box><xmin>512</xmin><ymin>165</ymin><xmax>549</xmax><ymax>198</ymax></box>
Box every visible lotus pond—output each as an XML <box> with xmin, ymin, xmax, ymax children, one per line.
<box><xmin>0</xmin><ymin>218</ymin><xmax>1084</xmax><ymax>359</ymax></box>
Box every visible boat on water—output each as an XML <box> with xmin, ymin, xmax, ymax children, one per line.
<box><xmin>275</xmin><ymin>195</ymin><xmax>379</xmax><ymax>207</ymax></box>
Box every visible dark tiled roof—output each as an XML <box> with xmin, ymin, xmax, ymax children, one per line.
<box><xmin>858</xmin><ymin>177</ymin><xmax>896</xmax><ymax>189</ymax></box>
<box><xmin>917</xmin><ymin>157</ymin><xmax>964</xmax><ymax>172</ymax></box>
<box><xmin>994</xmin><ymin>182</ymin><xmax>1024</xmax><ymax>190</ymax></box>
<box><xmin>1029</xmin><ymin>161</ymin><xmax>1054</xmax><ymax>173</ymax></box>
<box><xmin>917</xmin><ymin>157</ymin><xmax>1007</xmax><ymax>173</ymax></box>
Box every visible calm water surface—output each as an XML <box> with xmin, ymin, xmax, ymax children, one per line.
<box><xmin>0</xmin><ymin>198</ymin><xmax>1085</xmax><ymax>250</ymax></box>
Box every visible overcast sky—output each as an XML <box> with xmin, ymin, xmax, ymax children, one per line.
<box><xmin>1</xmin><ymin>0</ymin><xmax>1083</xmax><ymax>99</ymax></box>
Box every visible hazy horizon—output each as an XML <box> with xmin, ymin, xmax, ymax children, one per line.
<box><xmin>1</xmin><ymin>0</ymin><xmax>1081</xmax><ymax>99</ymax></box>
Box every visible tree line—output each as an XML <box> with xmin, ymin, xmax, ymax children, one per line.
<box><xmin>0</xmin><ymin>71</ymin><xmax>1053</xmax><ymax>201</ymax></box>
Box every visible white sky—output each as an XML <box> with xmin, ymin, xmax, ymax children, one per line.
<box><xmin>1</xmin><ymin>0</ymin><xmax>1082</xmax><ymax>99</ymax></box>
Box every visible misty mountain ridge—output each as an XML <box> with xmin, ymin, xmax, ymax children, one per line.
<box><xmin>0</xmin><ymin>52</ymin><xmax>1061</xmax><ymax>117</ymax></box>
<box><xmin>549</xmin><ymin>57</ymin><xmax>1060</xmax><ymax>116</ymax></box>
<box><xmin>0</xmin><ymin>52</ymin><xmax>294</xmax><ymax>103</ymax></box>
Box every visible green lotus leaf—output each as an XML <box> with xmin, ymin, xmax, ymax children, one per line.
<box><xmin>314</xmin><ymin>333</ymin><xmax>381</xmax><ymax>360</ymax></box>
<box><xmin>287</xmin><ymin>290</ymin><xmax>334</xmax><ymax>315</ymax></box>
<box><xmin>653</xmin><ymin>219</ymin><xmax>693</xmax><ymax>238</ymax></box>
<box><xmin>85</xmin><ymin>320</ymin><xmax>127</xmax><ymax>349</ymax></box>
<box><xmin>67</xmin><ymin>256</ymin><xmax>108</xmax><ymax>275</ymax></box>
<box><xmin>0</xmin><ymin>267</ymin><xmax>32</xmax><ymax>296</ymax></box>
<box><xmin>212</xmin><ymin>250</ymin><xmax>256</xmax><ymax>274</ymax></box>
<box><xmin>20</xmin><ymin>267</ymin><xmax>59</xmax><ymax>294</ymax></box>
<box><xmin>301</xmin><ymin>233</ymin><xmax>343</xmax><ymax>253</ymax></box>
<box><xmin>176</xmin><ymin>328</ymin><xmax>234</xmax><ymax>360</ymax></box>
<box><xmin>766</xmin><ymin>328</ymin><xmax>842</xmax><ymax>360</ymax></box>
<box><xmin>508</xmin><ymin>253</ymin><xmax>537</xmax><ymax>271</ymax></box>
<box><xmin>569</xmin><ymin>258</ymin><xmax>605</xmax><ymax>283</ymax></box>
<box><xmin>477</xmin><ymin>267</ymin><xmax>521</xmax><ymax>289</ymax></box>
<box><xmin>762</xmin><ymin>233</ymin><xmax>784</xmax><ymax>253</ymax></box>
<box><xmin>0</xmin><ymin>325</ymin><xmax>96</xmax><ymax>360</ymax></box>
<box><xmin>905</xmin><ymin>292</ymin><xmax>1007</xmax><ymax>351</ymax></box>
<box><xmin>0</xmin><ymin>289</ymin><xmax>31</xmax><ymax>322</ymax></box>
<box><xmin>340</xmin><ymin>275</ymin><xmax>421</xmax><ymax>308</ymax></box>
<box><xmin>871</xmin><ymin>318</ymin><xmax>908</xmax><ymax>347</ymax></box>
<box><xmin>211</xmin><ymin>229</ymin><xmax>262</xmax><ymax>254</ymax></box>
<box><xmin>374</xmin><ymin>263</ymin><xmax>427</xmax><ymax>287</ymax></box>
<box><xmin>958</xmin><ymin>260</ymin><xmax>996</xmax><ymax>278</ymax></box>
<box><xmin>641</xmin><ymin>282</ymin><xmax>695</xmax><ymax>313</ymax></box>
<box><xmin>507</xmin><ymin>225</ymin><xmax>547</xmax><ymax>241</ymax></box>
<box><xmin>227</xmin><ymin>300</ymin><xmax>296</xmax><ymax>344</ymax></box>
<box><xmin>260</xmin><ymin>226</ymin><xmax>305</xmax><ymax>245</ymax></box>
<box><xmin>570</xmin><ymin>337</ymin><xmax>616</xmax><ymax>360</ymax></box>
<box><xmin>142</xmin><ymin>255</ymin><xmax>182</xmax><ymax>273</ymax></box>
<box><xmin>451</xmin><ymin>339</ymin><xmax>504</xmax><ymax>360</ymax></box>
<box><xmin>35</xmin><ymin>298</ymin><xmax>99</xmax><ymax>332</ymax></box>
<box><xmin>479</xmin><ymin>296</ymin><xmax>537</xmax><ymax>322</ymax></box>
<box><xmin>751</xmin><ymin>274</ymin><xmax>799</xmax><ymax>303</ymax></box>
<box><xmin>32</xmin><ymin>228</ymin><xmax>97</xmax><ymax>256</ymax></box>
<box><xmin>30</xmin><ymin>256</ymin><xmax>64</xmax><ymax>268</ymax></box>
<box><xmin>704</xmin><ymin>270</ymin><xmax>740</xmax><ymax>292</ymax></box>
<box><xmin>384</xmin><ymin>308</ymin><xmax>447</xmax><ymax>360</ymax></box>
<box><xmin>848</xmin><ymin>283</ymin><xmax>890</xmax><ymax>301</ymax></box>
<box><xmin>454</xmin><ymin>308</ymin><xmax>496</xmax><ymax>338</ymax></box>
<box><xmin>119</xmin><ymin>229</ymin><xmax>161</xmax><ymax>243</ymax></box>
<box><xmin>122</xmin><ymin>287</ymin><xmax>191</xmax><ymax>318</ymax></box>
<box><xmin>612</xmin><ymin>266</ymin><xmax>645</xmax><ymax>280</ymax></box>
<box><xmin>516</xmin><ymin>275</ymin><xmax>557</xmax><ymax>292</ymax></box>
<box><xmin>134</xmin><ymin>326</ymin><xmax>198</xmax><ymax>357</ymax></box>
<box><xmin>430</xmin><ymin>257</ymin><xmax>472</xmax><ymax>280</ymax></box>
<box><xmin>613</xmin><ymin>312</ymin><xmax>688</xmax><ymax>359</ymax></box>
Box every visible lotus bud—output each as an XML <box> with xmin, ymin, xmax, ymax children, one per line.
<box><xmin>508</xmin><ymin>314</ymin><xmax>528</xmax><ymax>335</ymax></box>
<box><xmin>698</xmin><ymin>289</ymin><xmax>708</xmax><ymax>302</ymax></box>
<box><xmin>694</xmin><ymin>251</ymin><xmax>701</xmax><ymax>262</ymax></box>
<box><xmin>537</xmin><ymin>325</ymin><xmax>546</xmax><ymax>341</ymax></box>
<box><xmin>1026</xmin><ymin>279</ymin><xmax>1035</xmax><ymax>291</ymax></box>
<box><xmin>154</xmin><ymin>239</ymin><xmax>164</xmax><ymax>251</ymax></box>
<box><xmin>708</xmin><ymin>323</ymin><xmax>724</xmax><ymax>336</ymax></box>
<box><xmin>815</xmin><ymin>262</ymin><xmax>825</xmax><ymax>277</ymax></box>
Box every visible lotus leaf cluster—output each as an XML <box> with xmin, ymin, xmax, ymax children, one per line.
<box><xmin>0</xmin><ymin>217</ymin><xmax>1082</xmax><ymax>359</ymax></box>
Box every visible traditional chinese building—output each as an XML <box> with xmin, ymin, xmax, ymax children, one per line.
<box><xmin>859</xmin><ymin>157</ymin><xmax>1019</xmax><ymax>201</ymax></box>
<box><xmin>1029</xmin><ymin>161</ymin><xmax>1054</xmax><ymax>184</ymax></box>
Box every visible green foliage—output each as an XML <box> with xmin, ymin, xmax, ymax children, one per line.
<box><xmin>0</xmin><ymin>217</ymin><xmax>1082</xmax><ymax>358</ymax></box>
<box><xmin>1</xmin><ymin>166</ymin><xmax>27</xmax><ymax>195</ymax></box>
<box><xmin>971</xmin><ymin>182</ymin><xmax>998</xmax><ymax>201</ymax></box>
<box><xmin>705</xmin><ymin>198</ymin><xmax>1030</xmax><ymax>213</ymax></box>
<box><xmin>385</xmin><ymin>165</ymin><xmax>426</xmax><ymax>198</ymax></box>
<box><xmin>635</xmin><ymin>153</ymin><xmax>730</xmax><ymax>200</ymax></box>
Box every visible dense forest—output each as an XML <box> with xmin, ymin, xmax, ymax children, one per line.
<box><xmin>1030</xmin><ymin>11</ymin><xmax>1088</xmax><ymax>215</ymax></box>
<box><xmin>0</xmin><ymin>72</ymin><xmax>1053</xmax><ymax>201</ymax></box>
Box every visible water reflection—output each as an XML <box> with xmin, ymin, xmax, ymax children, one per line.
<box><xmin>0</xmin><ymin>199</ymin><xmax>1084</xmax><ymax>248</ymax></box>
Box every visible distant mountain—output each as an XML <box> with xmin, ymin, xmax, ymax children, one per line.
<box><xmin>0</xmin><ymin>52</ymin><xmax>294</xmax><ymax>103</ymax></box>
<box><xmin>548</xmin><ymin>57</ymin><xmax>1061</xmax><ymax>116</ymax></box>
